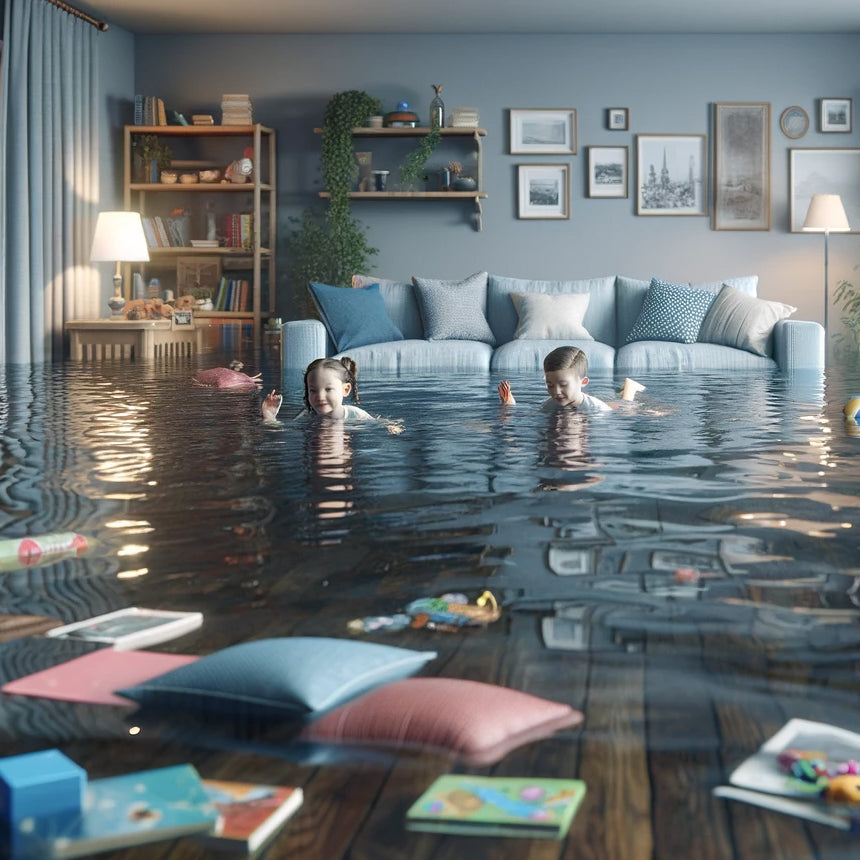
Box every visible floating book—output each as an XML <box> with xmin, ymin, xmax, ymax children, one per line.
<box><xmin>406</xmin><ymin>775</ymin><xmax>586</xmax><ymax>839</ymax></box>
<box><xmin>45</xmin><ymin>607</ymin><xmax>202</xmax><ymax>650</ymax></box>
<box><xmin>43</xmin><ymin>764</ymin><xmax>220</xmax><ymax>858</ymax></box>
<box><xmin>199</xmin><ymin>779</ymin><xmax>303</xmax><ymax>853</ymax></box>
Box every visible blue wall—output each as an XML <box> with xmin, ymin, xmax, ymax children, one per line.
<box><xmin>97</xmin><ymin>31</ymin><xmax>860</xmax><ymax>325</ymax></box>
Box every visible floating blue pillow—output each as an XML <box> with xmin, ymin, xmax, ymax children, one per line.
<box><xmin>309</xmin><ymin>282</ymin><xmax>404</xmax><ymax>352</ymax></box>
<box><xmin>625</xmin><ymin>277</ymin><xmax>716</xmax><ymax>344</ymax></box>
<box><xmin>118</xmin><ymin>637</ymin><xmax>437</xmax><ymax>720</ymax></box>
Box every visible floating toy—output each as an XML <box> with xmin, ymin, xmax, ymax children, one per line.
<box><xmin>843</xmin><ymin>395</ymin><xmax>860</xmax><ymax>421</ymax></box>
<box><xmin>620</xmin><ymin>378</ymin><xmax>646</xmax><ymax>401</ymax></box>
<box><xmin>192</xmin><ymin>366</ymin><xmax>262</xmax><ymax>389</ymax></box>
<box><xmin>0</xmin><ymin>533</ymin><xmax>90</xmax><ymax>573</ymax></box>
<box><xmin>349</xmin><ymin>591</ymin><xmax>501</xmax><ymax>634</ymax></box>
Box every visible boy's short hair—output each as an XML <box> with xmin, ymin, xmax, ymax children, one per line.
<box><xmin>543</xmin><ymin>346</ymin><xmax>588</xmax><ymax>377</ymax></box>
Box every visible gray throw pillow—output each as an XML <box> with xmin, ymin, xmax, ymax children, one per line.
<box><xmin>411</xmin><ymin>271</ymin><xmax>496</xmax><ymax>345</ymax></box>
<box><xmin>697</xmin><ymin>284</ymin><xmax>796</xmax><ymax>357</ymax></box>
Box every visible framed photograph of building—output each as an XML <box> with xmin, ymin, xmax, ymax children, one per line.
<box><xmin>510</xmin><ymin>109</ymin><xmax>577</xmax><ymax>155</ymax></box>
<box><xmin>789</xmin><ymin>148</ymin><xmax>860</xmax><ymax>233</ymax></box>
<box><xmin>636</xmin><ymin>134</ymin><xmax>707</xmax><ymax>215</ymax></box>
<box><xmin>587</xmin><ymin>146</ymin><xmax>628</xmax><ymax>198</ymax></box>
<box><xmin>517</xmin><ymin>164</ymin><xmax>570</xmax><ymax>219</ymax></box>
<box><xmin>607</xmin><ymin>108</ymin><xmax>629</xmax><ymax>131</ymax></box>
<box><xmin>713</xmin><ymin>102</ymin><xmax>771</xmax><ymax>231</ymax></box>
<box><xmin>820</xmin><ymin>98</ymin><xmax>852</xmax><ymax>133</ymax></box>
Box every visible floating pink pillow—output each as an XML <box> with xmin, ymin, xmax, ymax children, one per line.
<box><xmin>299</xmin><ymin>677</ymin><xmax>583</xmax><ymax>765</ymax></box>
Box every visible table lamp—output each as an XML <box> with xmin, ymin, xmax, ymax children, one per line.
<box><xmin>89</xmin><ymin>211</ymin><xmax>150</xmax><ymax>317</ymax></box>
<box><xmin>802</xmin><ymin>193</ymin><xmax>850</xmax><ymax>348</ymax></box>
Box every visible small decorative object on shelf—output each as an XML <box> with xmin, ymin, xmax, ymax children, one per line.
<box><xmin>430</xmin><ymin>84</ymin><xmax>445</xmax><ymax>129</ymax></box>
<box><xmin>384</xmin><ymin>101</ymin><xmax>419</xmax><ymax>128</ymax></box>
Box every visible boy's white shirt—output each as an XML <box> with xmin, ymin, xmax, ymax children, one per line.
<box><xmin>539</xmin><ymin>393</ymin><xmax>611</xmax><ymax>413</ymax></box>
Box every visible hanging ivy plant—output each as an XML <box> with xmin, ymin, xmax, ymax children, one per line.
<box><xmin>399</xmin><ymin>122</ymin><xmax>442</xmax><ymax>189</ymax></box>
<box><xmin>287</xmin><ymin>91</ymin><xmax>382</xmax><ymax>304</ymax></box>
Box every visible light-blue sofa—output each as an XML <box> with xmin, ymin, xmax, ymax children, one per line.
<box><xmin>281</xmin><ymin>272</ymin><xmax>824</xmax><ymax>375</ymax></box>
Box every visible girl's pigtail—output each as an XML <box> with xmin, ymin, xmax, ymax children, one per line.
<box><xmin>340</xmin><ymin>356</ymin><xmax>360</xmax><ymax>403</ymax></box>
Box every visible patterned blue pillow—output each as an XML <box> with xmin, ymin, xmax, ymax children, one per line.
<box><xmin>411</xmin><ymin>272</ymin><xmax>496</xmax><ymax>345</ymax></box>
<box><xmin>309</xmin><ymin>282</ymin><xmax>404</xmax><ymax>352</ymax></box>
<box><xmin>625</xmin><ymin>278</ymin><xmax>716</xmax><ymax>344</ymax></box>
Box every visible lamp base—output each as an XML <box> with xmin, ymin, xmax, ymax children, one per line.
<box><xmin>108</xmin><ymin>273</ymin><xmax>126</xmax><ymax>318</ymax></box>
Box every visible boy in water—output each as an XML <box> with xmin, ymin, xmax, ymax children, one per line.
<box><xmin>498</xmin><ymin>345</ymin><xmax>615</xmax><ymax>412</ymax></box>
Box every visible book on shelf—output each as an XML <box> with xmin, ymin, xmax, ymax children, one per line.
<box><xmin>141</xmin><ymin>217</ymin><xmax>159</xmax><ymax>248</ymax></box>
<box><xmin>198</xmin><ymin>779</ymin><xmax>303</xmax><ymax>853</ymax></box>
<box><xmin>405</xmin><ymin>775</ymin><xmax>586</xmax><ymax>839</ymax></box>
<box><xmin>44</xmin><ymin>607</ymin><xmax>203</xmax><ymax>650</ymax></box>
<box><xmin>713</xmin><ymin>718</ymin><xmax>860</xmax><ymax>831</ymax></box>
<box><xmin>41</xmin><ymin>764</ymin><xmax>220</xmax><ymax>858</ymax></box>
<box><xmin>134</xmin><ymin>94</ymin><xmax>143</xmax><ymax>125</ymax></box>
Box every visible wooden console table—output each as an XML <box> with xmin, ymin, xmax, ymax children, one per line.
<box><xmin>66</xmin><ymin>319</ymin><xmax>204</xmax><ymax>360</ymax></box>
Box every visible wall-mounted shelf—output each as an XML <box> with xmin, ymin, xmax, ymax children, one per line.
<box><xmin>314</xmin><ymin>126</ymin><xmax>487</xmax><ymax>230</ymax></box>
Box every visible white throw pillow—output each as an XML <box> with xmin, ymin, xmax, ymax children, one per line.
<box><xmin>512</xmin><ymin>292</ymin><xmax>593</xmax><ymax>340</ymax></box>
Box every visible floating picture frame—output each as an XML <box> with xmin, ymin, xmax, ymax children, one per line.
<box><xmin>789</xmin><ymin>148</ymin><xmax>860</xmax><ymax>233</ymax></box>
<box><xmin>517</xmin><ymin>163</ymin><xmax>570</xmax><ymax>219</ymax></box>
<box><xmin>820</xmin><ymin>98</ymin><xmax>852</xmax><ymax>133</ymax></box>
<box><xmin>587</xmin><ymin>146</ymin><xmax>628</xmax><ymax>198</ymax></box>
<box><xmin>510</xmin><ymin>109</ymin><xmax>577</xmax><ymax>155</ymax></box>
<box><xmin>607</xmin><ymin>108</ymin><xmax>629</xmax><ymax>131</ymax></box>
<box><xmin>636</xmin><ymin>134</ymin><xmax>708</xmax><ymax>216</ymax></box>
<box><xmin>713</xmin><ymin>102</ymin><xmax>771</xmax><ymax>231</ymax></box>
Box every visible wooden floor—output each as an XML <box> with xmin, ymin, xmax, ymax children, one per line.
<box><xmin>0</xmin><ymin>531</ymin><xmax>857</xmax><ymax>860</ymax></box>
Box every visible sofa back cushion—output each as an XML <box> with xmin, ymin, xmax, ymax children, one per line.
<box><xmin>352</xmin><ymin>275</ymin><xmax>424</xmax><ymax>339</ymax></box>
<box><xmin>488</xmin><ymin>275</ymin><xmax>617</xmax><ymax>346</ymax></box>
<box><xmin>615</xmin><ymin>274</ymin><xmax>758</xmax><ymax>345</ymax></box>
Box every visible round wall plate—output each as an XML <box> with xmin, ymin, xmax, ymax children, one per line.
<box><xmin>780</xmin><ymin>106</ymin><xmax>809</xmax><ymax>139</ymax></box>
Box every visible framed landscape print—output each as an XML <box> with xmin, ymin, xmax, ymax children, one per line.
<box><xmin>510</xmin><ymin>109</ymin><xmax>577</xmax><ymax>155</ymax></box>
<box><xmin>587</xmin><ymin>146</ymin><xmax>628</xmax><ymax>198</ymax></box>
<box><xmin>820</xmin><ymin>98</ymin><xmax>852</xmax><ymax>133</ymax></box>
<box><xmin>789</xmin><ymin>148</ymin><xmax>860</xmax><ymax>233</ymax></box>
<box><xmin>713</xmin><ymin>102</ymin><xmax>771</xmax><ymax>231</ymax></box>
<box><xmin>636</xmin><ymin>134</ymin><xmax>707</xmax><ymax>216</ymax></box>
<box><xmin>517</xmin><ymin>164</ymin><xmax>570</xmax><ymax>219</ymax></box>
<box><xmin>607</xmin><ymin>108</ymin><xmax>629</xmax><ymax>131</ymax></box>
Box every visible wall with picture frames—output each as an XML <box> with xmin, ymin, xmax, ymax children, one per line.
<box><xmin>104</xmin><ymin>31</ymin><xmax>860</xmax><ymax>327</ymax></box>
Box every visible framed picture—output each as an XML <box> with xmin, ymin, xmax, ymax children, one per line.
<box><xmin>713</xmin><ymin>102</ymin><xmax>771</xmax><ymax>231</ymax></box>
<box><xmin>636</xmin><ymin>134</ymin><xmax>708</xmax><ymax>216</ymax></box>
<box><xmin>607</xmin><ymin>108</ymin><xmax>629</xmax><ymax>131</ymax></box>
<box><xmin>780</xmin><ymin>106</ymin><xmax>809</xmax><ymax>139</ymax></box>
<box><xmin>789</xmin><ymin>148</ymin><xmax>860</xmax><ymax>233</ymax></box>
<box><xmin>820</xmin><ymin>98</ymin><xmax>852</xmax><ymax>133</ymax></box>
<box><xmin>510</xmin><ymin>109</ymin><xmax>577</xmax><ymax>155</ymax></box>
<box><xmin>587</xmin><ymin>146</ymin><xmax>628</xmax><ymax>198</ymax></box>
<box><xmin>171</xmin><ymin>309</ymin><xmax>194</xmax><ymax>329</ymax></box>
<box><xmin>517</xmin><ymin>164</ymin><xmax>570</xmax><ymax>219</ymax></box>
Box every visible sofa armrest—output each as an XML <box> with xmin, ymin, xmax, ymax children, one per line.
<box><xmin>281</xmin><ymin>319</ymin><xmax>332</xmax><ymax>370</ymax></box>
<box><xmin>772</xmin><ymin>319</ymin><xmax>824</xmax><ymax>372</ymax></box>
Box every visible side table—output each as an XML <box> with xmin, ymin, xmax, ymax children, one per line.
<box><xmin>65</xmin><ymin>320</ymin><xmax>204</xmax><ymax>360</ymax></box>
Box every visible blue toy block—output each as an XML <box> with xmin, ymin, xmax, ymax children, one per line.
<box><xmin>0</xmin><ymin>748</ymin><xmax>85</xmax><ymax>825</ymax></box>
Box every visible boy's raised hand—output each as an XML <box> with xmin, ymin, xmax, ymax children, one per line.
<box><xmin>498</xmin><ymin>380</ymin><xmax>516</xmax><ymax>405</ymax></box>
<box><xmin>262</xmin><ymin>389</ymin><xmax>283</xmax><ymax>422</ymax></box>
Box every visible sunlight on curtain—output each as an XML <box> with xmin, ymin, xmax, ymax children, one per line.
<box><xmin>0</xmin><ymin>0</ymin><xmax>99</xmax><ymax>364</ymax></box>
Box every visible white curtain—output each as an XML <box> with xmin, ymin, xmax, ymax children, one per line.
<box><xmin>0</xmin><ymin>0</ymin><xmax>99</xmax><ymax>364</ymax></box>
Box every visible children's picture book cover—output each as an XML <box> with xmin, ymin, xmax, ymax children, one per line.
<box><xmin>713</xmin><ymin>718</ymin><xmax>860</xmax><ymax>832</ymax></box>
<box><xmin>44</xmin><ymin>764</ymin><xmax>221</xmax><ymax>858</ymax></box>
<box><xmin>198</xmin><ymin>779</ymin><xmax>303</xmax><ymax>853</ymax></box>
<box><xmin>405</xmin><ymin>775</ymin><xmax>586</xmax><ymax>839</ymax></box>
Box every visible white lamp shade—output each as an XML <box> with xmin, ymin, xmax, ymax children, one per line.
<box><xmin>801</xmin><ymin>194</ymin><xmax>851</xmax><ymax>233</ymax></box>
<box><xmin>90</xmin><ymin>211</ymin><xmax>150</xmax><ymax>262</ymax></box>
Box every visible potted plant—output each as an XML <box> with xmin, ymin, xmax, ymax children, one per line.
<box><xmin>132</xmin><ymin>135</ymin><xmax>172</xmax><ymax>183</ymax></box>
<box><xmin>287</xmin><ymin>91</ymin><xmax>382</xmax><ymax>305</ymax></box>
<box><xmin>834</xmin><ymin>267</ymin><xmax>860</xmax><ymax>354</ymax></box>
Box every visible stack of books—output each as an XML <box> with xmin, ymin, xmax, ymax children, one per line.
<box><xmin>191</xmin><ymin>114</ymin><xmax>215</xmax><ymax>126</ymax></box>
<box><xmin>135</xmin><ymin>95</ymin><xmax>167</xmax><ymax>126</ymax></box>
<box><xmin>221</xmin><ymin>94</ymin><xmax>253</xmax><ymax>125</ymax></box>
<box><xmin>449</xmin><ymin>106</ymin><xmax>480</xmax><ymax>128</ymax></box>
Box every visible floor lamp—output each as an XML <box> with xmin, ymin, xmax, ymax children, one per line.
<box><xmin>802</xmin><ymin>193</ymin><xmax>850</xmax><ymax>361</ymax></box>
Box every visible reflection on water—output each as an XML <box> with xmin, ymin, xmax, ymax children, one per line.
<box><xmin>0</xmin><ymin>357</ymin><xmax>859</xmax><ymax>733</ymax></box>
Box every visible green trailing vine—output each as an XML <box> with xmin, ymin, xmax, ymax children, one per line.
<box><xmin>287</xmin><ymin>91</ymin><xmax>382</xmax><ymax>304</ymax></box>
<box><xmin>399</xmin><ymin>122</ymin><xmax>442</xmax><ymax>189</ymax></box>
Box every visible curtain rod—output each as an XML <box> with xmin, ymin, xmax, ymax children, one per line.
<box><xmin>45</xmin><ymin>0</ymin><xmax>109</xmax><ymax>31</ymax></box>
